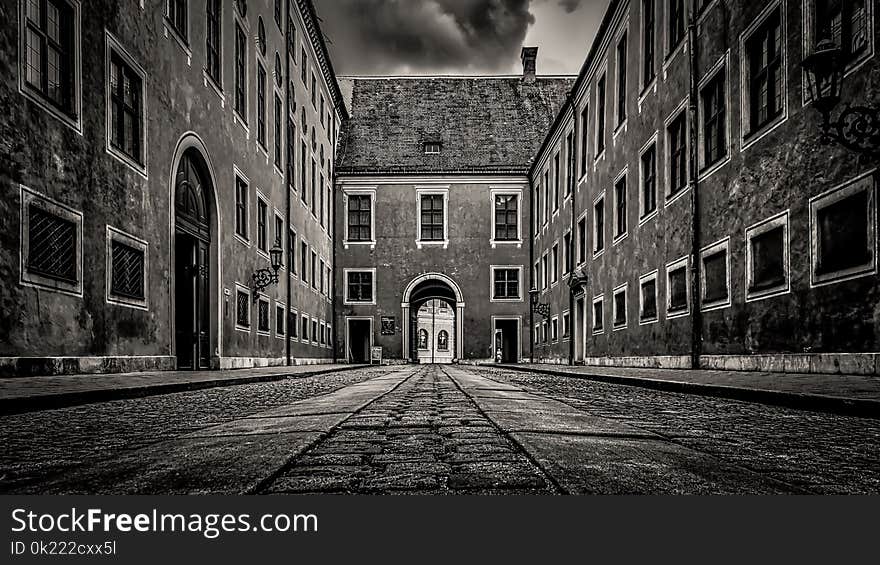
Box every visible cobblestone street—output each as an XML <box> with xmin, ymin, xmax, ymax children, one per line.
<box><xmin>2</xmin><ymin>365</ymin><xmax>879</xmax><ymax>495</ymax></box>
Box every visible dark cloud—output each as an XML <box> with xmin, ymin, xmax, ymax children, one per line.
<box><xmin>315</xmin><ymin>0</ymin><xmax>536</xmax><ymax>75</ymax></box>
<box><xmin>557</xmin><ymin>0</ymin><xmax>582</xmax><ymax>13</ymax></box>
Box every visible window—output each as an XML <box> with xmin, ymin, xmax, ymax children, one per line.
<box><xmin>311</xmin><ymin>73</ymin><xmax>316</xmax><ymax>107</ymax></box>
<box><xmin>109</xmin><ymin>238</ymin><xmax>145</xmax><ymax>302</ymax></box>
<box><xmin>288</xmin><ymin>229</ymin><xmax>296</xmax><ymax>276</ymax></box>
<box><xmin>257</xmin><ymin>63</ymin><xmax>266</xmax><ymax>147</ymax></box>
<box><xmin>311</xmin><ymin>251</ymin><xmax>317</xmax><ymax>289</ymax></box>
<box><xmin>577</xmin><ymin>217</ymin><xmax>587</xmax><ymax>264</ymax></box>
<box><xmin>814</xmin><ymin>0</ymin><xmax>871</xmax><ymax>64</ymax></box>
<box><xmin>552</xmin><ymin>243</ymin><xmax>559</xmax><ymax>284</ymax></box>
<box><xmin>300</xmin><ymin>140</ymin><xmax>308</xmax><ymax>199</ymax></box>
<box><xmin>300</xmin><ymin>242</ymin><xmax>308</xmax><ymax>284</ymax></box>
<box><xmin>311</xmin><ymin>159</ymin><xmax>317</xmax><ymax>214</ymax></box>
<box><xmin>592</xmin><ymin>296</ymin><xmax>605</xmax><ymax>334</ymax></box>
<box><xmin>747</xmin><ymin>211</ymin><xmax>790</xmax><ymax>300</ymax></box>
<box><xmin>274</xmin><ymin>214</ymin><xmax>283</xmax><ymax>250</ymax></box>
<box><xmin>274</xmin><ymin>94</ymin><xmax>282</xmax><ymax>168</ymax></box>
<box><xmin>236</xmin><ymin>289</ymin><xmax>250</xmax><ymax>328</ymax></box>
<box><xmin>810</xmin><ymin>175</ymin><xmax>877</xmax><ymax>286</ymax></box>
<box><xmin>596</xmin><ymin>74</ymin><xmax>607</xmax><ymax>155</ymax></box>
<box><xmin>562</xmin><ymin>311</ymin><xmax>571</xmax><ymax>338</ymax></box>
<box><xmin>234</xmin><ymin>23</ymin><xmax>246</xmax><ymax>120</ymax></box>
<box><xmin>745</xmin><ymin>7</ymin><xmax>783</xmax><ymax>134</ymax></box>
<box><xmin>205</xmin><ymin>0</ymin><xmax>221</xmax><ymax>84</ymax></box>
<box><xmin>641</xmin><ymin>142</ymin><xmax>657</xmax><ymax>219</ymax></box>
<box><xmin>301</xmin><ymin>48</ymin><xmax>307</xmax><ymax>84</ymax></box>
<box><xmin>580</xmin><ymin>106</ymin><xmax>589</xmax><ymax>176</ymax></box>
<box><xmin>493</xmin><ymin>267</ymin><xmax>521</xmax><ymax>301</ymax></box>
<box><xmin>311</xmin><ymin>320</ymin><xmax>318</xmax><ymax>343</ymax></box>
<box><xmin>274</xmin><ymin>0</ymin><xmax>282</xmax><ymax>28</ymax></box>
<box><xmin>418</xmin><ymin>329</ymin><xmax>429</xmax><ymax>350</ymax></box>
<box><xmin>290</xmin><ymin>311</ymin><xmax>299</xmax><ymax>339</ymax></box>
<box><xmin>542</xmin><ymin>171</ymin><xmax>550</xmax><ymax>224</ymax></box>
<box><xmin>166</xmin><ymin>0</ymin><xmax>188</xmax><ymax>42</ymax></box>
<box><xmin>347</xmin><ymin>194</ymin><xmax>373</xmax><ymax>242</ymax></box>
<box><xmin>668</xmin><ymin>111</ymin><xmax>687</xmax><ymax>198</ymax></box>
<box><xmin>287</xmin><ymin>118</ymin><xmax>295</xmax><ymax>188</ymax></box>
<box><xmin>420</xmin><ymin>194</ymin><xmax>445</xmax><ymax>242</ymax></box>
<box><xmin>541</xmin><ymin>254</ymin><xmax>549</xmax><ymax>290</ymax></box>
<box><xmin>24</xmin><ymin>201</ymin><xmax>78</xmax><ymax>284</ymax></box>
<box><xmin>640</xmin><ymin>272</ymin><xmax>659</xmax><ymax>323</ymax></box>
<box><xmin>21</xmin><ymin>0</ymin><xmax>79</xmax><ymax>123</ymax></box>
<box><xmin>553</xmin><ymin>153</ymin><xmax>561</xmax><ymax>211</ymax></box>
<box><xmin>320</xmin><ymin>259</ymin><xmax>326</xmax><ymax>294</ymax></box>
<box><xmin>701</xmin><ymin>239</ymin><xmax>731</xmax><ymax>309</ymax></box>
<box><xmin>257</xmin><ymin>198</ymin><xmax>268</xmax><ymax>253</ymax></box>
<box><xmin>613</xmin><ymin>285</ymin><xmax>627</xmax><ymax>330</ymax></box>
<box><xmin>320</xmin><ymin>322</ymin><xmax>326</xmax><ymax>345</ymax></box>
<box><xmin>108</xmin><ymin>45</ymin><xmax>144</xmax><ymax>167</ymax></box>
<box><xmin>701</xmin><ymin>71</ymin><xmax>727</xmax><ymax>169</ymax></box>
<box><xmin>424</xmin><ymin>142</ymin><xmax>441</xmax><ymax>155</ymax></box>
<box><xmin>565</xmin><ymin>133</ymin><xmax>574</xmax><ymax>196</ymax></box>
<box><xmin>301</xmin><ymin>316</ymin><xmax>309</xmax><ymax>342</ymax></box>
<box><xmin>593</xmin><ymin>195</ymin><xmax>605</xmax><ymax>255</ymax></box>
<box><xmin>563</xmin><ymin>231</ymin><xmax>572</xmax><ymax>274</ymax></box>
<box><xmin>667</xmin><ymin>257</ymin><xmax>689</xmax><ymax>317</ymax></box>
<box><xmin>534</xmin><ymin>183</ymin><xmax>541</xmax><ymax>233</ymax></box>
<box><xmin>551</xmin><ymin>316</ymin><xmax>559</xmax><ymax>342</ymax></box>
<box><xmin>235</xmin><ymin>176</ymin><xmax>248</xmax><ymax>240</ymax></box>
<box><xmin>494</xmin><ymin>194</ymin><xmax>519</xmax><ymax>241</ymax></box>
<box><xmin>346</xmin><ymin>270</ymin><xmax>374</xmax><ymax>304</ymax></box>
<box><xmin>438</xmin><ymin>331</ymin><xmax>449</xmax><ymax>351</ymax></box>
<box><xmin>276</xmin><ymin>304</ymin><xmax>285</xmax><ymax>336</ymax></box>
<box><xmin>642</xmin><ymin>0</ymin><xmax>656</xmax><ymax>86</ymax></box>
<box><xmin>616</xmin><ymin>32</ymin><xmax>627</xmax><ymax>126</ymax></box>
<box><xmin>669</xmin><ymin>0</ymin><xmax>685</xmax><ymax>51</ymax></box>
<box><xmin>614</xmin><ymin>175</ymin><xmax>627</xmax><ymax>240</ymax></box>
<box><xmin>256</xmin><ymin>298</ymin><xmax>270</xmax><ymax>333</ymax></box>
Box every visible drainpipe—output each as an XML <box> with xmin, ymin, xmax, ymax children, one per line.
<box><xmin>284</xmin><ymin>0</ymin><xmax>293</xmax><ymax>367</ymax></box>
<box><xmin>687</xmin><ymin>0</ymin><xmax>702</xmax><ymax>370</ymax></box>
<box><xmin>568</xmin><ymin>99</ymin><xmax>577</xmax><ymax>366</ymax></box>
<box><xmin>528</xmin><ymin>174</ymin><xmax>535</xmax><ymax>364</ymax></box>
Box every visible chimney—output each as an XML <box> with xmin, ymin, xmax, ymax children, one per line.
<box><xmin>521</xmin><ymin>47</ymin><xmax>538</xmax><ymax>83</ymax></box>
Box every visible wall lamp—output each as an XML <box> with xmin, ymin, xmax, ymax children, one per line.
<box><xmin>529</xmin><ymin>287</ymin><xmax>551</xmax><ymax>321</ymax></box>
<box><xmin>252</xmin><ymin>244</ymin><xmax>284</xmax><ymax>300</ymax></box>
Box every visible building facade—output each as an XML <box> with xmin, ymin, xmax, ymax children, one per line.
<box><xmin>0</xmin><ymin>0</ymin><xmax>345</xmax><ymax>376</ymax></box>
<box><xmin>334</xmin><ymin>64</ymin><xmax>573</xmax><ymax>364</ymax></box>
<box><xmin>531</xmin><ymin>0</ymin><xmax>880</xmax><ymax>374</ymax></box>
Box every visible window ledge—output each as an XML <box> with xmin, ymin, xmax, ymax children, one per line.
<box><xmin>639</xmin><ymin>210</ymin><xmax>659</xmax><ymax>227</ymax></box>
<box><xmin>416</xmin><ymin>240</ymin><xmax>449</xmax><ymax>250</ymax></box>
<box><xmin>613</xmin><ymin>233</ymin><xmax>629</xmax><ymax>246</ymax></box>
<box><xmin>203</xmin><ymin>72</ymin><xmax>225</xmax><ymax>107</ymax></box>
<box><xmin>162</xmin><ymin>20</ymin><xmax>192</xmax><ymax>66</ymax></box>
<box><xmin>106</xmin><ymin>145</ymin><xmax>148</xmax><ymax>180</ymax></box>
<box><xmin>490</xmin><ymin>239</ymin><xmax>523</xmax><ymax>249</ymax></box>
<box><xmin>639</xmin><ymin>316</ymin><xmax>660</xmax><ymax>327</ymax></box>
<box><xmin>665</xmin><ymin>186</ymin><xmax>692</xmax><ymax>208</ymax></box>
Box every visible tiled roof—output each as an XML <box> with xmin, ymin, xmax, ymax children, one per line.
<box><xmin>336</xmin><ymin>76</ymin><xmax>575</xmax><ymax>175</ymax></box>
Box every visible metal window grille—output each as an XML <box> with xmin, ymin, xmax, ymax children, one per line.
<box><xmin>110</xmin><ymin>239</ymin><xmax>145</xmax><ymax>300</ymax></box>
<box><xmin>27</xmin><ymin>204</ymin><xmax>77</xmax><ymax>283</ymax></box>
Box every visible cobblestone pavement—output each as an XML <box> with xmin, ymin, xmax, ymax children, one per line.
<box><xmin>0</xmin><ymin>366</ymin><xmax>392</xmax><ymax>493</ymax></box>
<box><xmin>261</xmin><ymin>365</ymin><xmax>554</xmax><ymax>494</ymax></box>
<box><xmin>468</xmin><ymin>366</ymin><xmax>880</xmax><ymax>494</ymax></box>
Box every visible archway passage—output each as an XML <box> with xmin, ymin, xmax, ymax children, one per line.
<box><xmin>402</xmin><ymin>274</ymin><xmax>464</xmax><ymax>363</ymax></box>
<box><xmin>174</xmin><ymin>149</ymin><xmax>213</xmax><ymax>370</ymax></box>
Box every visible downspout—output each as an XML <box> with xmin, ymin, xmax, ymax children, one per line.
<box><xmin>568</xmin><ymin>100</ymin><xmax>577</xmax><ymax>366</ymax></box>
<box><xmin>284</xmin><ymin>0</ymin><xmax>293</xmax><ymax>367</ymax></box>
<box><xmin>528</xmin><ymin>174</ymin><xmax>535</xmax><ymax>364</ymax></box>
<box><xmin>331</xmin><ymin>150</ymin><xmax>338</xmax><ymax>363</ymax></box>
<box><xmin>687</xmin><ymin>0</ymin><xmax>702</xmax><ymax>369</ymax></box>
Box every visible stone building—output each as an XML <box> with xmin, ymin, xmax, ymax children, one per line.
<box><xmin>531</xmin><ymin>0</ymin><xmax>880</xmax><ymax>374</ymax></box>
<box><xmin>333</xmin><ymin>58</ymin><xmax>573</xmax><ymax>364</ymax></box>
<box><xmin>0</xmin><ymin>0</ymin><xmax>345</xmax><ymax>375</ymax></box>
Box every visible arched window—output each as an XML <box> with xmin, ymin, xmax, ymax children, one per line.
<box><xmin>437</xmin><ymin>330</ymin><xmax>449</xmax><ymax>351</ymax></box>
<box><xmin>417</xmin><ymin>329</ymin><xmax>429</xmax><ymax>350</ymax></box>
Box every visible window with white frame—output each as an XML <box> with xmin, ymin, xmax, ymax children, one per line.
<box><xmin>613</xmin><ymin>284</ymin><xmax>628</xmax><ymax>330</ymax></box>
<box><xmin>701</xmin><ymin>238</ymin><xmax>731</xmax><ymax>310</ymax></box>
<box><xmin>275</xmin><ymin>304</ymin><xmax>285</xmax><ymax>336</ymax></box>
<box><xmin>592</xmin><ymin>295</ymin><xmax>605</xmax><ymax>334</ymax></box>
<box><xmin>593</xmin><ymin>193</ymin><xmax>605</xmax><ymax>255</ymax></box>
<box><xmin>311</xmin><ymin>319</ymin><xmax>318</xmax><ymax>344</ymax></box>
<box><xmin>642</xmin><ymin>0</ymin><xmax>656</xmax><ymax>87</ymax></box>
<box><xmin>106</xmin><ymin>226</ymin><xmax>148</xmax><ymax>310</ymax></box>
<box><xmin>743</xmin><ymin>3</ymin><xmax>785</xmax><ymax>138</ymax></box>
<box><xmin>166</xmin><ymin>0</ymin><xmax>188</xmax><ymax>43</ymax></box>
<box><xmin>563</xmin><ymin>231</ymin><xmax>572</xmax><ymax>275</ymax></box>
<box><xmin>418</xmin><ymin>192</ymin><xmax>447</xmax><ymax>243</ymax></box>
<box><xmin>235</xmin><ymin>288</ymin><xmax>250</xmax><ymax>329</ymax></box>
<box><xmin>639</xmin><ymin>271</ymin><xmax>659</xmax><ymax>323</ymax></box>
<box><xmin>700</xmin><ymin>64</ymin><xmax>728</xmax><ymax>171</ymax></box>
<box><xmin>256</xmin><ymin>62</ymin><xmax>266</xmax><ymax>148</ymax></box>
<box><xmin>233</xmin><ymin>22</ymin><xmax>247</xmax><ymax>122</ymax></box>
<box><xmin>541</xmin><ymin>253</ymin><xmax>549</xmax><ymax>290</ymax></box>
<box><xmin>810</xmin><ymin>174</ymin><xmax>877</xmax><ymax>286</ymax></box>
<box><xmin>746</xmin><ymin>211</ymin><xmax>790</xmax><ymax>301</ymax></box>
<box><xmin>562</xmin><ymin>311</ymin><xmax>571</xmax><ymax>338</ymax></box>
<box><xmin>614</xmin><ymin>174</ymin><xmax>628</xmax><ymax>241</ymax></box>
<box><xmin>19</xmin><ymin>185</ymin><xmax>83</xmax><ymax>296</ymax></box>
<box><xmin>106</xmin><ymin>34</ymin><xmax>146</xmax><ymax>173</ymax></box>
<box><xmin>596</xmin><ymin>73</ymin><xmax>607</xmax><ymax>156</ymax></box>
<box><xmin>494</xmin><ymin>193</ymin><xmax>520</xmax><ymax>242</ymax></box>
<box><xmin>805</xmin><ymin>0</ymin><xmax>873</xmax><ymax>73</ymax></box>
<box><xmin>257</xmin><ymin>297</ymin><xmax>270</xmax><ymax>333</ymax></box>
<box><xmin>301</xmin><ymin>314</ymin><xmax>309</xmax><ymax>342</ymax></box>
<box><xmin>577</xmin><ymin>216</ymin><xmax>587</xmax><ymax>264</ymax></box>
<box><xmin>666</xmin><ymin>256</ymin><xmax>690</xmax><ymax>318</ymax></box>
<box><xmin>345</xmin><ymin>269</ymin><xmax>375</xmax><ymax>304</ymax></box>
<box><xmin>257</xmin><ymin>197</ymin><xmax>268</xmax><ymax>253</ymax></box>
<box><xmin>640</xmin><ymin>140</ymin><xmax>658</xmax><ymax>219</ymax></box>
<box><xmin>346</xmin><ymin>192</ymin><xmax>374</xmax><ymax>243</ymax></box>
<box><xmin>616</xmin><ymin>31</ymin><xmax>628</xmax><ymax>127</ymax></box>
<box><xmin>234</xmin><ymin>174</ymin><xmax>248</xmax><ymax>241</ymax></box>
<box><xmin>205</xmin><ymin>0</ymin><xmax>221</xmax><ymax>85</ymax></box>
<box><xmin>551</xmin><ymin>316</ymin><xmax>559</xmax><ymax>342</ymax></box>
<box><xmin>492</xmin><ymin>266</ymin><xmax>522</xmax><ymax>301</ymax></box>
<box><xmin>667</xmin><ymin>109</ymin><xmax>688</xmax><ymax>198</ymax></box>
<box><xmin>552</xmin><ymin>243</ymin><xmax>559</xmax><ymax>284</ymax></box>
<box><xmin>289</xmin><ymin>310</ymin><xmax>299</xmax><ymax>339</ymax></box>
<box><xmin>20</xmin><ymin>0</ymin><xmax>81</xmax><ymax>130</ymax></box>
<box><xmin>668</xmin><ymin>0</ymin><xmax>686</xmax><ymax>52</ymax></box>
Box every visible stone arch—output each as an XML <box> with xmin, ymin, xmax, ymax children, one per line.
<box><xmin>400</xmin><ymin>272</ymin><xmax>465</xmax><ymax>362</ymax></box>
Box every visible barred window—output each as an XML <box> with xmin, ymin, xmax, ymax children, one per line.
<box><xmin>348</xmin><ymin>195</ymin><xmax>372</xmax><ymax>242</ymax></box>
<box><xmin>23</xmin><ymin>0</ymin><xmax>77</xmax><ymax>116</ymax></box>
<box><xmin>236</xmin><ymin>290</ymin><xmax>250</xmax><ymax>328</ymax></box>
<box><xmin>494</xmin><ymin>195</ymin><xmax>518</xmax><ymax>241</ymax></box>
<box><xmin>420</xmin><ymin>195</ymin><xmax>445</xmax><ymax>241</ymax></box>
<box><xmin>110</xmin><ymin>240</ymin><xmax>145</xmax><ymax>300</ymax></box>
<box><xmin>27</xmin><ymin>204</ymin><xmax>77</xmax><ymax>283</ymax></box>
<box><xmin>109</xmin><ymin>51</ymin><xmax>143</xmax><ymax>164</ymax></box>
<box><xmin>258</xmin><ymin>299</ymin><xmax>270</xmax><ymax>332</ymax></box>
<box><xmin>493</xmin><ymin>268</ymin><xmax>520</xmax><ymax>300</ymax></box>
<box><xmin>347</xmin><ymin>271</ymin><xmax>373</xmax><ymax>303</ymax></box>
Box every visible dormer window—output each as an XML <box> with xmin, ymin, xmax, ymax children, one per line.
<box><xmin>423</xmin><ymin>142</ymin><xmax>442</xmax><ymax>155</ymax></box>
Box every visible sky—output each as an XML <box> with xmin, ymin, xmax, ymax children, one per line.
<box><xmin>313</xmin><ymin>0</ymin><xmax>610</xmax><ymax>76</ymax></box>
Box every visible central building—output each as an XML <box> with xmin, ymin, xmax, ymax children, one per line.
<box><xmin>334</xmin><ymin>51</ymin><xmax>573</xmax><ymax>364</ymax></box>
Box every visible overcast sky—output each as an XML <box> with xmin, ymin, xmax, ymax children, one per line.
<box><xmin>313</xmin><ymin>0</ymin><xmax>610</xmax><ymax>76</ymax></box>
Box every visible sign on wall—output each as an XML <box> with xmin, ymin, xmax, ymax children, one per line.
<box><xmin>381</xmin><ymin>316</ymin><xmax>396</xmax><ymax>335</ymax></box>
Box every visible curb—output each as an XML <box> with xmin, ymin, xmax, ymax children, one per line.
<box><xmin>501</xmin><ymin>365</ymin><xmax>880</xmax><ymax>419</ymax></box>
<box><xmin>0</xmin><ymin>365</ymin><xmax>369</xmax><ymax>416</ymax></box>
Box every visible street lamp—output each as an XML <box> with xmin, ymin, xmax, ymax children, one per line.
<box><xmin>801</xmin><ymin>39</ymin><xmax>879</xmax><ymax>156</ymax></box>
<box><xmin>529</xmin><ymin>287</ymin><xmax>551</xmax><ymax>321</ymax></box>
<box><xmin>252</xmin><ymin>244</ymin><xmax>284</xmax><ymax>299</ymax></box>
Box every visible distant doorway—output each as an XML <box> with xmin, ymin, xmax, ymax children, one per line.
<box><xmin>493</xmin><ymin>318</ymin><xmax>520</xmax><ymax>364</ymax></box>
<box><xmin>574</xmin><ymin>296</ymin><xmax>585</xmax><ymax>363</ymax></box>
<box><xmin>415</xmin><ymin>300</ymin><xmax>455</xmax><ymax>365</ymax></box>
<box><xmin>402</xmin><ymin>273</ymin><xmax>464</xmax><ymax>363</ymax></box>
<box><xmin>347</xmin><ymin>318</ymin><xmax>372</xmax><ymax>363</ymax></box>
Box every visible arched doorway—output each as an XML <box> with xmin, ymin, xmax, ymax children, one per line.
<box><xmin>173</xmin><ymin>148</ymin><xmax>214</xmax><ymax>370</ymax></box>
<box><xmin>401</xmin><ymin>273</ymin><xmax>465</xmax><ymax>363</ymax></box>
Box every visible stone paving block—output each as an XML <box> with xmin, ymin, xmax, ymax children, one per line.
<box><xmin>182</xmin><ymin>414</ymin><xmax>346</xmax><ymax>437</ymax></box>
<box><xmin>448</xmin><ymin>461</ymin><xmax>547</xmax><ymax>490</ymax></box>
